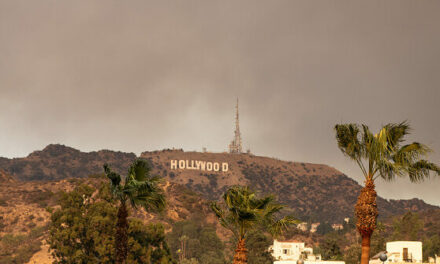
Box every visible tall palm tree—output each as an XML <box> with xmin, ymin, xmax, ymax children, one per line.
<box><xmin>335</xmin><ymin>122</ymin><xmax>440</xmax><ymax>264</ymax></box>
<box><xmin>103</xmin><ymin>159</ymin><xmax>166</xmax><ymax>264</ymax></box>
<box><xmin>210</xmin><ymin>186</ymin><xmax>298</xmax><ymax>264</ymax></box>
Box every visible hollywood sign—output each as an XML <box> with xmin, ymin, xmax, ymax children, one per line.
<box><xmin>170</xmin><ymin>160</ymin><xmax>229</xmax><ymax>172</ymax></box>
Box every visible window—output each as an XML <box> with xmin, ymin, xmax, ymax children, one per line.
<box><xmin>283</xmin><ymin>249</ymin><xmax>289</xmax><ymax>255</ymax></box>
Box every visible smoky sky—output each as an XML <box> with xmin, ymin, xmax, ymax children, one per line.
<box><xmin>1</xmin><ymin>1</ymin><xmax>439</xmax><ymax>205</ymax></box>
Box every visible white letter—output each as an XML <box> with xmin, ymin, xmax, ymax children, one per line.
<box><xmin>222</xmin><ymin>163</ymin><xmax>229</xmax><ymax>172</ymax></box>
<box><xmin>170</xmin><ymin>160</ymin><xmax>177</xmax><ymax>170</ymax></box>
<box><xmin>179</xmin><ymin>160</ymin><xmax>185</xmax><ymax>169</ymax></box>
<box><xmin>213</xmin><ymin>162</ymin><xmax>220</xmax><ymax>172</ymax></box>
<box><xmin>206</xmin><ymin>162</ymin><xmax>213</xmax><ymax>171</ymax></box>
<box><xmin>190</xmin><ymin>160</ymin><xmax>195</xmax><ymax>169</ymax></box>
<box><xmin>200</xmin><ymin>161</ymin><xmax>206</xmax><ymax>171</ymax></box>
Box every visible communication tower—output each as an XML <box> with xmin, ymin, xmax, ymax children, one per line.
<box><xmin>229</xmin><ymin>98</ymin><xmax>243</xmax><ymax>154</ymax></box>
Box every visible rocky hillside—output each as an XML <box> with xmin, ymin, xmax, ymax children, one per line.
<box><xmin>140</xmin><ymin>150</ymin><xmax>439</xmax><ymax>223</ymax></box>
<box><xmin>0</xmin><ymin>173</ymin><xmax>225</xmax><ymax>264</ymax></box>
<box><xmin>0</xmin><ymin>144</ymin><xmax>438</xmax><ymax>224</ymax></box>
<box><xmin>0</xmin><ymin>176</ymin><xmax>218</xmax><ymax>237</ymax></box>
<box><xmin>0</xmin><ymin>144</ymin><xmax>135</xmax><ymax>181</ymax></box>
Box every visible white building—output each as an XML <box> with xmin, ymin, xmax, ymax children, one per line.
<box><xmin>387</xmin><ymin>241</ymin><xmax>422</xmax><ymax>263</ymax></box>
<box><xmin>370</xmin><ymin>241</ymin><xmax>423</xmax><ymax>264</ymax></box>
<box><xmin>275</xmin><ymin>261</ymin><xmax>346</xmax><ymax>264</ymax></box>
<box><xmin>331</xmin><ymin>224</ymin><xmax>343</xmax><ymax>231</ymax></box>
<box><xmin>428</xmin><ymin>255</ymin><xmax>440</xmax><ymax>264</ymax></box>
<box><xmin>297</xmin><ymin>222</ymin><xmax>308</xmax><ymax>232</ymax></box>
<box><xmin>310</xmin><ymin>223</ymin><xmax>320</xmax><ymax>233</ymax></box>
<box><xmin>270</xmin><ymin>240</ymin><xmax>345</xmax><ymax>264</ymax></box>
<box><xmin>271</xmin><ymin>240</ymin><xmax>311</xmax><ymax>261</ymax></box>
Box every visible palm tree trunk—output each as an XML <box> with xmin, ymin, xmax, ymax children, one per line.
<box><xmin>233</xmin><ymin>239</ymin><xmax>248</xmax><ymax>264</ymax></box>
<box><xmin>116</xmin><ymin>202</ymin><xmax>129</xmax><ymax>264</ymax></box>
<box><xmin>361</xmin><ymin>234</ymin><xmax>371</xmax><ymax>264</ymax></box>
<box><xmin>355</xmin><ymin>178</ymin><xmax>378</xmax><ymax>264</ymax></box>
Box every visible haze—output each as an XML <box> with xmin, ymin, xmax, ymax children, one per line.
<box><xmin>1</xmin><ymin>1</ymin><xmax>439</xmax><ymax>205</ymax></box>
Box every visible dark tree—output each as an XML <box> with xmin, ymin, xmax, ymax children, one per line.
<box><xmin>104</xmin><ymin>160</ymin><xmax>166</xmax><ymax>264</ymax></box>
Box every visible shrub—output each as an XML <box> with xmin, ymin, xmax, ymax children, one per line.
<box><xmin>48</xmin><ymin>183</ymin><xmax>175</xmax><ymax>263</ymax></box>
<box><xmin>0</xmin><ymin>226</ymin><xmax>44</xmax><ymax>264</ymax></box>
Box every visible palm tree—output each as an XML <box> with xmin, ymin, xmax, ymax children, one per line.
<box><xmin>210</xmin><ymin>186</ymin><xmax>298</xmax><ymax>264</ymax></box>
<box><xmin>103</xmin><ymin>159</ymin><xmax>166</xmax><ymax>264</ymax></box>
<box><xmin>334</xmin><ymin>122</ymin><xmax>440</xmax><ymax>264</ymax></box>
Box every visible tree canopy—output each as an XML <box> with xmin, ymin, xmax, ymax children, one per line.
<box><xmin>335</xmin><ymin>122</ymin><xmax>440</xmax><ymax>181</ymax></box>
<box><xmin>48</xmin><ymin>183</ymin><xmax>174</xmax><ymax>264</ymax></box>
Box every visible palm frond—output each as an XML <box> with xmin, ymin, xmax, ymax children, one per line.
<box><xmin>335</xmin><ymin>124</ymin><xmax>363</xmax><ymax>160</ymax></box>
<box><xmin>386</xmin><ymin>121</ymin><xmax>410</xmax><ymax>149</ymax></box>
<box><xmin>335</xmin><ymin>124</ymin><xmax>369</xmax><ymax>176</ymax></box>
<box><xmin>133</xmin><ymin>190</ymin><xmax>166</xmax><ymax>212</ymax></box>
<box><xmin>211</xmin><ymin>186</ymin><xmax>297</xmax><ymax>240</ymax></box>
<box><xmin>407</xmin><ymin>160</ymin><xmax>440</xmax><ymax>182</ymax></box>
<box><xmin>210</xmin><ymin>202</ymin><xmax>239</xmax><ymax>237</ymax></box>
<box><xmin>104</xmin><ymin>160</ymin><xmax>166</xmax><ymax>214</ymax></box>
<box><xmin>129</xmin><ymin>176</ymin><xmax>162</xmax><ymax>195</ymax></box>
<box><xmin>103</xmin><ymin>164</ymin><xmax>121</xmax><ymax>187</ymax></box>
<box><xmin>124</xmin><ymin>176</ymin><xmax>165</xmax><ymax>212</ymax></box>
<box><xmin>267</xmin><ymin>215</ymin><xmax>300</xmax><ymax>238</ymax></box>
<box><xmin>250</xmin><ymin>195</ymin><xmax>275</xmax><ymax>210</ymax></box>
<box><xmin>336</xmin><ymin>121</ymin><xmax>439</xmax><ymax>184</ymax></box>
<box><xmin>361</xmin><ymin>124</ymin><xmax>374</xmax><ymax>156</ymax></box>
<box><xmin>128</xmin><ymin>159</ymin><xmax>151</xmax><ymax>182</ymax></box>
<box><xmin>393</xmin><ymin>143</ymin><xmax>431</xmax><ymax>165</ymax></box>
<box><xmin>262</xmin><ymin>202</ymin><xmax>285</xmax><ymax>217</ymax></box>
<box><xmin>375</xmin><ymin>158</ymin><xmax>402</xmax><ymax>181</ymax></box>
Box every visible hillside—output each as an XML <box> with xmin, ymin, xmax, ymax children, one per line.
<box><xmin>0</xmin><ymin>176</ymin><xmax>218</xmax><ymax>236</ymax></box>
<box><xmin>0</xmin><ymin>144</ymin><xmax>135</xmax><ymax>181</ymax></box>
<box><xmin>1</xmin><ymin>145</ymin><xmax>440</xmax><ymax>263</ymax></box>
<box><xmin>0</xmin><ymin>144</ymin><xmax>438</xmax><ymax>224</ymax></box>
<box><xmin>0</xmin><ymin>174</ymin><xmax>226</xmax><ymax>263</ymax></box>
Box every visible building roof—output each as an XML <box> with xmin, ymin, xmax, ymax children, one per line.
<box><xmin>276</xmin><ymin>240</ymin><xmax>304</xmax><ymax>243</ymax></box>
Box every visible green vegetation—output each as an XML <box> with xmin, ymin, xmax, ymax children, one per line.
<box><xmin>311</xmin><ymin>211</ymin><xmax>440</xmax><ymax>264</ymax></box>
<box><xmin>335</xmin><ymin>122</ymin><xmax>440</xmax><ymax>264</ymax></box>
<box><xmin>127</xmin><ymin>220</ymin><xmax>174</xmax><ymax>264</ymax></box>
<box><xmin>2</xmin><ymin>153</ymin><xmax>439</xmax><ymax>263</ymax></box>
<box><xmin>167</xmin><ymin>220</ymin><xmax>226</xmax><ymax>264</ymax></box>
<box><xmin>423</xmin><ymin>235</ymin><xmax>440</xmax><ymax>262</ymax></box>
<box><xmin>245</xmin><ymin>230</ymin><xmax>274</xmax><ymax>264</ymax></box>
<box><xmin>391</xmin><ymin>211</ymin><xmax>422</xmax><ymax>241</ymax></box>
<box><xmin>316</xmin><ymin>222</ymin><xmax>333</xmax><ymax>235</ymax></box>
<box><xmin>314</xmin><ymin>233</ymin><xmax>343</xmax><ymax>260</ymax></box>
<box><xmin>389</xmin><ymin>211</ymin><xmax>440</xmax><ymax>262</ymax></box>
<box><xmin>369</xmin><ymin>222</ymin><xmax>386</xmax><ymax>257</ymax></box>
<box><xmin>0</xmin><ymin>226</ymin><xmax>45</xmax><ymax>264</ymax></box>
<box><xmin>211</xmin><ymin>185</ymin><xmax>298</xmax><ymax>264</ymax></box>
<box><xmin>48</xmin><ymin>184</ymin><xmax>116</xmax><ymax>263</ymax></box>
<box><xmin>344</xmin><ymin>244</ymin><xmax>362</xmax><ymax>264</ymax></box>
<box><xmin>103</xmin><ymin>159</ymin><xmax>167</xmax><ymax>264</ymax></box>
<box><xmin>48</xmin><ymin>183</ymin><xmax>174</xmax><ymax>264</ymax></box>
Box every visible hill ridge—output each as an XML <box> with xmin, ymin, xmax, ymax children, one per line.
<box><xmin>0</xmin><ymin>144</ymin><xmax>438</xmax><ymax>224</ymax></box>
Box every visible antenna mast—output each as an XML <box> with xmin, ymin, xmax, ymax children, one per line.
<box><xmin>229</xmin><ymin>98</ymin><xmax>243</xmax><ymax>153</ymax></box>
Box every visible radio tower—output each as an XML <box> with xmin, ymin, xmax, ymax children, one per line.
<box><xmin>229</xmin><ymin>98</ymin><xmax>243</xmax><ymax>154</ymax></box>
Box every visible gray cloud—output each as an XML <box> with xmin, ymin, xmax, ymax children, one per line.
<box><xmin>1</xmin><ymin>0</ymin><xmax>439</xmax><ymax>205</ymax></box>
